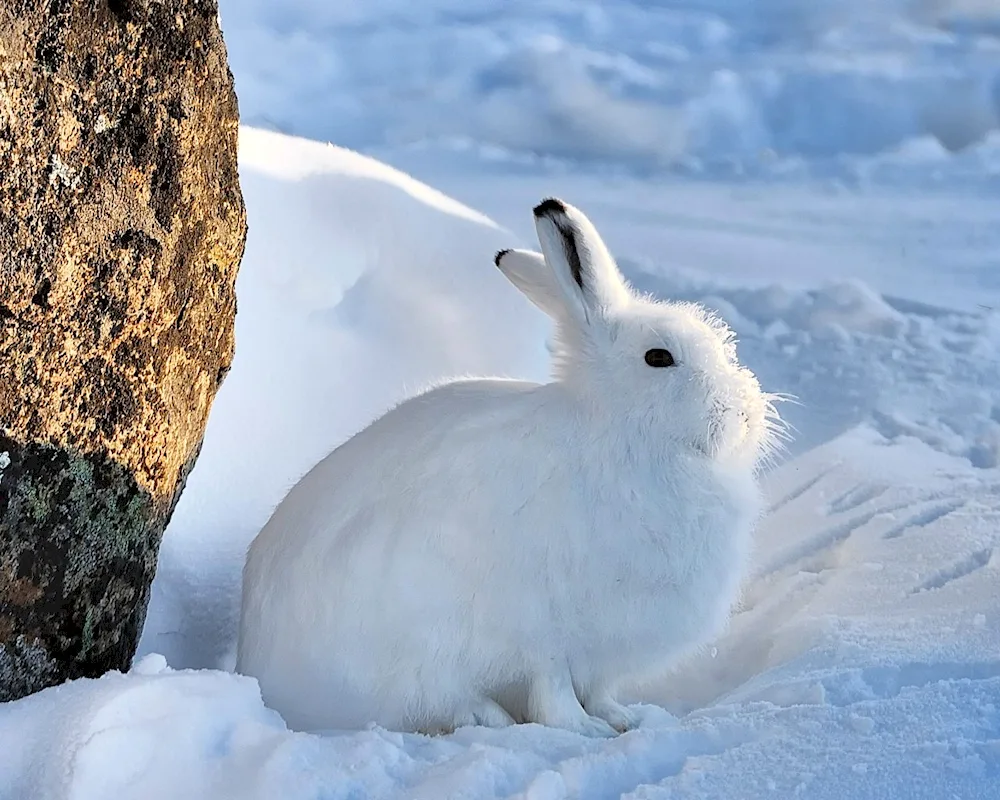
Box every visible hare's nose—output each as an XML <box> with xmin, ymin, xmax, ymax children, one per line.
<box><xmin>713</xmin><ymin>402</ymin><xmax>746</xmax><ymax>419</ymax></box>
<box><xmin>717</xmin><ymin>407</ymin><xmax>749</xmax><ymax>431</ymax></box>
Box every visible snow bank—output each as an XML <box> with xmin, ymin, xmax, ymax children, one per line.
<box><xmin>218</xmin><ymin>0</ymin><xmax>1000</xmax><ymax>171</ymax></box>
<box><xmin>0</xmin><ymin>655</ymin><xmax>284</xmax><ymax>800</ymax></box>
<box><xmin>138</xmin><ymin>128</ymin><xmax>548</xmax><ymax>671</ymax></box>
<box><xmin>142</xmin><ymin>126</ymin><xmax>1000</xmax><ymax>675</ymax></box>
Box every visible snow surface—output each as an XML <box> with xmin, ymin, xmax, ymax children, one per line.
<box><xmin>3</xmin><ymin>1</ymin><xmax>1000</xmax><ymax>797</ymax></box>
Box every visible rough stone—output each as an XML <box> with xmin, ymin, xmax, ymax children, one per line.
<box><xmin>0</xmin><ymin>0</ymin><xmax>246</xmax><ymax>700</ymax></box>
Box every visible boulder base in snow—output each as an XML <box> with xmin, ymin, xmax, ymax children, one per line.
<box><xmin>0</xmin><ymin>0</ymin><xmax>245</xmax><ymax>700</ymax></box>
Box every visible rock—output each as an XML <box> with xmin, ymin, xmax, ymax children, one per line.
<box><xmin>0</xmin><ymin>0</ymin><xmax>246</xmax><ymax>700</ymax></box>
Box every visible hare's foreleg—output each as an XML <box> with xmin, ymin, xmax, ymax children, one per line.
<box><xmin>526</xmin><ymin>662</ymin><xmax>617</xmax><ymax>738</ymax></box>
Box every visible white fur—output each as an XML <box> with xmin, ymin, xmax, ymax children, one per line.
<box><xmin>237</xmin><ymin>198</ymin><xmax>783</xmax><ymax>737</ymax></box>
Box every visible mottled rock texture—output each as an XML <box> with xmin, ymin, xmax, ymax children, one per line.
<box><xmin>0</xmin><ymin>0</ymin><xmax>246</xmax><ymax>700</ymax></box>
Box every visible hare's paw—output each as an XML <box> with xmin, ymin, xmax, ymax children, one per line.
<box><xmin>533</xmin><ymin>704</ymin><xmax>617</xmax><ymax>739</ymax></box>
<box><xmin>571</xmin><ymin>713</ymin><xmax>619</xmax><ymax>739</ymax></box>
<box><xmin>584</xmin><ymin>694</ymin><xmax>641</xmax><ymax>734</ymax></box>
<box><xmin>527</xmin><ymin>670</ymin><xmax>618</xmax><ymax>738</ymax></box>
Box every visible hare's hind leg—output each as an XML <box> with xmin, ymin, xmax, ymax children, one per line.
<box><xmin>526</xmin><ymin>665</ymin><xmax>617</xmax><ymax>738</ymax></box>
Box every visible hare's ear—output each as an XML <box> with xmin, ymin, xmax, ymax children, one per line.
<box><xmin>494</xmin><ymin>248</ymin><xmax>567</xmax><ymax>319</ymax></box>
<box><xmin>531</xmin><ymin>198</ymin><xmax>630</xmax><ymax>326</ymax></box>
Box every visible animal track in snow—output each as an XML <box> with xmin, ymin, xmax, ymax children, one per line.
<box><xmin>761</xmin><ymin>498</ymin><xmax>915</xmax><ymax>577</ymax></box>
<box><xmin>766</xmin><ymin>467</ymin><xmax>836</xmax><ymax>514</ymax></box>
<box><xmin>826</xmin><ymin>484</ymin><xmax>889</xmax><ymax>515</ymax></box>
<box><xmin>761</xmin><ymin>511</ymin><xmax>879</xmax><ymax>577</ymax></box>
<box><xmin>882</xmin><ymin>500</ymin><xmax>966</xmax><ymax>540</ymax></box>
<box><xmin>911</xmin><ymin>548</ymin><xmax>994</xmax><ymax>594</ymax></box>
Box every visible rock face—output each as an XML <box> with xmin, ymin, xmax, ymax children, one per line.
<box><xmin>0</xmin><ymin>0</ymin><xmax>246</xmax><ymax>700</ymax></box>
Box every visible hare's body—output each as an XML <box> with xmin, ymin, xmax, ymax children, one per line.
<box><xmin>238</xmin><ymin>198</ymin><xmax>782</xmax><ymax>736</ymax></box>
<box><xmin>239</xmin><ymin>378</ymin><xmax>759</xmax><ymax>733</ymax></box>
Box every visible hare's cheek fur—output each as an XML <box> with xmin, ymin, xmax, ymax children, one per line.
<box><xmin>694</xmin><ymin>365</ymin><xmax>770</xmax><ymax>466</ymax></box>
<box><xmin>706</xmin><ymin>406</ymin><xmax>751</xmax><ymax>459</ymax></box>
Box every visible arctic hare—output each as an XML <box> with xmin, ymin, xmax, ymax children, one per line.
<box><xmin>237</xmin><ymin>198</ymin><xmax>782</xmax><ymax>737</ymax></box>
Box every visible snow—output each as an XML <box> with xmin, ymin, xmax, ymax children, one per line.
<box><xmin>4</xmin><ymin>1</ymin><xmax>1000</xmax><ymax>797</ymax></box>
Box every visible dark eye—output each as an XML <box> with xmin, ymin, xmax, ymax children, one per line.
<box><xmin>644</xmin><ymin>348</ymin><xmax>676</xmax><ymax>368</ymax></box>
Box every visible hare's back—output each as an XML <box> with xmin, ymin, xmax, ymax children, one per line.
<box><xmin>252</xmin><ymin>378</ymin><xmax>549</xmax><ymax>553</ymax></box>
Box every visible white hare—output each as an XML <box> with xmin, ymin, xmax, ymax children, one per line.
<box><xmin>237</xmin><ymin>198</ymin><xmax>783</xmax><ymax>737</ymax></box>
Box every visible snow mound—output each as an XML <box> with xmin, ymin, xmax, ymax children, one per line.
<box><xmin>139</xmin><ymin>127</ymin><xmax>548</xmax><ymax>672</ymax></box>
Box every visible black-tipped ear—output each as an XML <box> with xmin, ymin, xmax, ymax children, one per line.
<box><xmin>533</xmin><ymin>200</ymin><xmax>584</xmax><ymax>290</ymax></box>
<box><xmin>533</xmin><ymin>198</ymin><xmax>567</xmax><ymax>217</ymax></box>
<box><xmin>532</xmin><ymin>197</ymin><xmax>630</xmax><ymax>324</ymax></box>
<box><xmin>494</xmin><ymin>248</ymin><xmax>566</xmax><ymax>319</ymax></box>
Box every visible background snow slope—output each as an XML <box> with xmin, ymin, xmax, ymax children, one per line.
<box><xmin>2</xmin><ymin>0</ymin><xmax>1000</xmax><ymax>797</ymax></box>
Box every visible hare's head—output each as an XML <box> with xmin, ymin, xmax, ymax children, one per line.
<box><xmin>496</xmin><ymin>198</ymin><xmax>784</xmax><ymax>470</ymax></box>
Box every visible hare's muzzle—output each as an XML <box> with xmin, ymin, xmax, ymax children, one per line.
<box><xmin>705</xmin><ymin>405</ymin><xmax>751</xmax><ymax>459</ymax></box>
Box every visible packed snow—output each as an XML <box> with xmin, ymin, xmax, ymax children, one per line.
<box><xmin>3</xmin><ymin>1</ymin><xmax>1000</xmax><ymax>798</ymax></box>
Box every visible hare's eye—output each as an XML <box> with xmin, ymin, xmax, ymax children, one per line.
<box><xmin>644</xmin><ymin>348</ymin><xmax>675</xmax><ymax>368</ymax></box>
